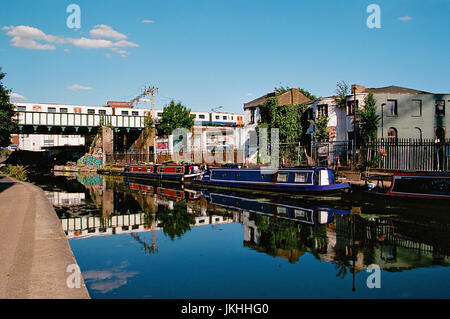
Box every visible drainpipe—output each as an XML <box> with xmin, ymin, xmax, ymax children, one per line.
<box><xmin>381</xmin><ymin>103</ymin><xmax>385</xmax><ymax>139</ymax></box>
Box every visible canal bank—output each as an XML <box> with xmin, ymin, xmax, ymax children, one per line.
<box><xmin>0</xmin><ymin>174</ymin><xmax>90</xmax><ymax>299</ymax></box>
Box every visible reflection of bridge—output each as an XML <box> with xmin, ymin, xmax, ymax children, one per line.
<box><xmin>61</xmin><ymin>212</ymin><xmax>233</xmax><ymax>239</ymax></box>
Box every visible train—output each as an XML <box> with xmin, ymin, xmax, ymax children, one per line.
<box><xmin>13</xmin><ymin>102</ymin><xmax>244</xmax><ymax>127</ymax></box>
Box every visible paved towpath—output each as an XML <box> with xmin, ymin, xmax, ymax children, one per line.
<box><xmin>0</xmin><ymin>174</ymin><xmax>90</xmax><ymax>299</ymax></box>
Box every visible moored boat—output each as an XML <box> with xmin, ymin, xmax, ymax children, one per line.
<box><xmin>193</xmin><ymin>165</ymin><xmax>350</xmax><ymax>196</ymax></box>
<box><xmin>365</xmin><ymin>171</ymin><xmax>450</xmax><ymax>201</ymax></box>
<box><xmin>123</xmin><ymin>162</ymin><xmax>202</xmax><ymax>182</ymax></box>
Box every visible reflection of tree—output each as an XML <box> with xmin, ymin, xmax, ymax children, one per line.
<box><xmin>156</xmin><ymin>202</ymin><xmax>195</xmax><ymax>240</ymax></box>
<box><xmin>250</xmin><ymin>213</ymin><xmax>309</xmax><ymax>257</ymax></box>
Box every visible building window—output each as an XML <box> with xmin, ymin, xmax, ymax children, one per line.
<box><xmin>199</xmin><ymin>114</ymin><xmax>205</xmax><ymax>119</ymax></box>
<box><xmin>99</xmin><ymin>110</ymin><xmax>106</xmax><ymax>115</ymax></box>
<box><xmin>346</xmin><ymin>100</ymin><xmax>357</xmax><ymax>115</ymax></box>
<box><xmin>87</xmin><ymin>109</ymin><xmax>95</xmax><ymax>115</ymax></box>
<box><xmin>435</xmin><ymin>100</ymin><xmax>445</xmax><ymax>117</ymax></box>
<box><xmin>249</xmin><ymin>108</ymin><xmax>255</xmax><ymax>124</ymax></box>
<box><xmin>387</xmin><ymin>100</ymin><xmax>398</xmax><ymax>116</ymax></box>
<box><xmin>60</xmin><ymin>108</ymin><xmax>68</xmax><ymax>113</ymax></box>
<box><xmin>388</xmin><ymin>127</ymin><xmax>398</xmax><ymax>144</ymax></box>
<box><xmin>317</xmin><ymin>104</ymin><xmax>328</xmax><ymax>117</ymax></box>
<box><xmin>48</xmin><ymin>107</ymin><xmax>56</xmax><ymax>113</ymax></box>
<box><xmin>132</xmin><ymin>111</ymin><xmax>139</xmax><ymax>116</ymax></box>
<box><xmin>435</xmin><ymin>127</ymin><xmax>446</xmax><ymax>143</ymax></box>
<box><xmin>412</xmin><ymin>100</ymin><xmax>422</xmax><ymax>117</ymax></box>
<box><xmin>122</xmin><ymin>111</ymin><xmax>129</xmax><ymax>116</ymax></box>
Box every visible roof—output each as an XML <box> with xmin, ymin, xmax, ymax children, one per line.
<box><xmin>244</xmin><ymin>88</ymin><xmax>311</xmax><ymax>108</ymax></box>
<box><xmin>363</xmin><ymin>85</ymin><xmax>431</xmax><ymax>95</ymax></box>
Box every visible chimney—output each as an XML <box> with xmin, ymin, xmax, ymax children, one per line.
<box><xmin>351</xmin><ymin>84</ymin><xmax>366</xmax><ymax>94</ymax></box>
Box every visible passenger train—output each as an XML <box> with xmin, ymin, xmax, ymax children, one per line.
<box><xmin>13</xmin><ymin>103</ymin><xmax>244</xmax><ymax>126</ymax></box>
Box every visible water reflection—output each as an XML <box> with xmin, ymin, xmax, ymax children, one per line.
<box><xmin>37</xmin><ymin>173</ymin><xmax>450</xmax><ymax>297</ymax></box>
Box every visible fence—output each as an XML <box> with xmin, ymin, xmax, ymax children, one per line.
<box><xmin>365</xmin><ymin>138</ymin><xmax>450</xmax><ymax>171</ymax></box>
<box><xmin>105</xmin><ymin>149</ymin><xmax>245</xmax><ymax>165</ymax></box>
<box><xmin>311</xmin><ymin>141</ymin><xmax>352</xmax><ymax>167</ymax></box>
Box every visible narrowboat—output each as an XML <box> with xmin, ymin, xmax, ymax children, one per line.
<box><xmin>203</xmin><ymin>190</ymin><xmax>349</xmax><ymax>226</ymax></box>
<box><xmin>123</xmin><ymin>162</ymin><xmax>202</xmax><ymax>182</ymax></box>
<box><xmin>194</xmin><ymin>166</ymin><xmax>350</xmax><ymax>196</ymax></box>
<box><xmin>366</xmin><ymin>171</ymin><xmax>450</xmax><ymax>201</ymax></box>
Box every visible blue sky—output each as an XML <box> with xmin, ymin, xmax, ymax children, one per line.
<box><xmin>1</xmin><ymin>0</ymin><xmax>450</xmax><ymax>113</ymax></box>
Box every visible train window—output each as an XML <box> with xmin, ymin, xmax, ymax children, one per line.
<box><xmin>60</xmin><ymin>108</ymin><xmax>68</xmax><ymax>113</ymax></box>
<box><xmin>157</xmin><ymin>112</ymin><xmax>163</xmax><ymax>117</ymax></box>
<box><xmin>74</xmin><ymin>108</ymin><xmax>82</xmax><ymax>113</ymax></box>
<box><xmin>231</xmin><ymin>116</ymin><xmax>234</xmax><ymax>120</ymax></box>
<box><xmin>48</xmin><ymin>107</ymin><xmax>56</xmax><ymax>113</ymax></box>
<box><xmin>215</xmin><ymin>115</ymin><xmax>220</xmax><ymax>120</ymax></box>
<box><xmin>122</xmin><ymin>111</ymin><xmax>129</xmax><ymax>116</ymax></box>
<box><xmin>223</xmin><ymin>116</ymin><xmax>227</xmax><ymax>120</ymax></box>
<box><xmin>99</xmin><ymin>110</ymin><xmax>106</xmax><ymax>115</ymax></box>
<box><xmin>88</xmin><ymin>109</ymin><xmax>95</xmax><ymax>114</ymax></box>
<box><xmin>17</xmin><ymin>106</ymin><xmax>26</xmax><ymax>111</ymax></box>
<box><xmin>132</xmin><ymin>111</ymin><xmax>139</xmax><ymax>116</ymax></box>
<box><xmin>33</xmin><ymin>105</ymin><xmax>41</xmax><ymax>112</ymax></box>
<box><xmin>199</xmin><ymin>114</ymin><xmax>205</xmax><ymax>119</ymax></box>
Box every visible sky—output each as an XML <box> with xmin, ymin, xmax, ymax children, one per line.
<box><xmin>1</xmin><ymin>0</ymin><xmax>450</xmax><ymax>113</ymax></box>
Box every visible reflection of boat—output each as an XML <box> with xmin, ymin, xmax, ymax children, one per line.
<box><xmin>366</xmin><ymin>172</ymin><xmax>450</xmax><ymax>201</ymax></box>
<box><xmin>125</xmin><ymin>178</ymin><xmax>202</xmax><ymax>200</ymax></box>
<box><xmin>194</xmin><ymin>166</ymin><xmax>350</xmax><ymax>196</ymax></box>
<box><xmin>204</xmin><ymin>191</ymin><xmax>348</xmax><ymax>226</ymax></box>
<box><xmin>124</xmin><ymin>162</ymin><xmax>202</xmax><ymax>182</ymax></box>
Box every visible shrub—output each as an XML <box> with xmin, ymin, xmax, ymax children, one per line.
<box><xmin>4</xmin><ymin>164</ymin><xmax>29</xmax><ymax>181</ymax></box>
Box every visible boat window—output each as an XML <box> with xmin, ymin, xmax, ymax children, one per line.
<box><xmin>277</xmin><ymin>173</ymin><xmax>289</xmax><ymax>182</ymax></box>
<box><xmin>319</xmin><ymin>169</ymin><xmax>330</xmax><ymax>186</ymax></box>
<box><xmin>295</xmin><ymin>172</ymin><xmax>308</xmax><ymax>183</ymax></box>
<box><xmin>277</xmin><ymin>207</ymin><xmax>287</xmax><ymax>215</ymax></box>
<box><xmin>176</xmin><ymin>167</ymin><xmax>182</xmax><ymax>173</ymax></box>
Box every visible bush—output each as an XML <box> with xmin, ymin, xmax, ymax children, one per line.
<box><xmin>3</xmin><ymin>164</ymin><xmax>29</xmax><ymax>181</ymax></box>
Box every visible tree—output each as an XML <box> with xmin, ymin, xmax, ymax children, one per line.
<box><xmin>156</xmin><ymin>100</ymin><xmax>195</xmax><ymax>137</ymax></box>
<box><xmin>358</xmin><ymin>91</ymin><xmax>380</xmax><ymax>145</ymax></box>
<box><xmin>310</xmin><ymin>115</ymin><xmax>329</xmax><ymax>142</ymax></box>
<box><xmin>0</xmin><ymin>68</ymin><xmax>18</xmax><ymax>147</ymax></box>
<box><xmin>334</xmin><ymin>80</ymin><xmax>350</xmax><ymax>109</ymax></box>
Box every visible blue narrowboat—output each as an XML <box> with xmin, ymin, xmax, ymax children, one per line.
<box><xmin>194</xmin><ymin>166</ymin><xmax>350</xmax><ymax>195</ymax></box>
<box><xmin>124</xmin><ymin>163</ymin><xmax>202</xmax><ymax>182</ymax></box>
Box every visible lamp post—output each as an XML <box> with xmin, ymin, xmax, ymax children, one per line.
<box><xmin>381</xmin><ymin>103</ymin><xmax>385</xmax><ymax>139</ymax></box>
<box><xmin>352</xmin><ymin>86</ymin><xmax>358</xmax><ymax>170</ymax></box>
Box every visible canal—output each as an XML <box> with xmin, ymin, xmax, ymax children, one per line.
<box><xmin>29</xmin><ymin>172</ymin><xmax>450</xmax><ymax>299</ymax></box>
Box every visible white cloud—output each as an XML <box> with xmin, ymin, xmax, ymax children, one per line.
<box><xmin>398</xmin><ymin>16</ymin><xmax>412</xmax><ymax>22</ymax></box>
<box><xmin>2</xmin><ymin>24</ymin><xmax>139</xmax><ymax>57</ymax></box>
<box><xmin>89</xmin><ymin>24</ymin><xmax>127</xmax><ymax>40</ymax></box>
<box><xmin>141</xmin><ymin>19</ymin><xmax>154</xmax><ymax>24</ymax></box>
<box><xmin>67</xmin><ymin>84</ymin><xmax>92</xmax><ymax>91</ymax></box>
<box><xmin>9</xmin><ymin>92</ymin><xmax>27</xmax><ymax>101</ymax></box>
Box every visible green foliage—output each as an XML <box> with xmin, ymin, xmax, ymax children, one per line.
<box><xmin>334</xmin><ymin>80</ymin><xmax>350</xmax><ymax>109</ymax></box>
<box><xmin>157</xmin><ymin>100</ymin><xmax>195</xmax><ymax>137</ymax></box>
<box><xmin>143</xmin><ymin>115</ymin><xmax>154</xmax><ymax>140</ymax></box>
<box><xmin>0</xmin><ymin>68</ymin><xmax>18</xmax><ymax>147</ymax></box>
<box><xmin>310</xmin><ymin>115</ymin><xmax>329</xmax><ymax>142</ymax></box>
<box><xmin>3</xmin><ymin>164</ymin><xmax>28</xmax><ymax>181</ymax></box>
<box><xmin>358</xmin><ymin>92</ymin><xmax>380</xmax><ymax>145</ymax></box>
<box><xmin>155</xmin><ymin>202</ymin><xmax>195</xmax><ymax>240</ymax></box>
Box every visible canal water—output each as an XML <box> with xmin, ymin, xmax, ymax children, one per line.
<box><xmin>30</xmin><ymin>172</ymin><xmax>450</xmax><ymax>299</ymax></box>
